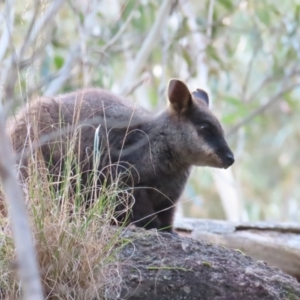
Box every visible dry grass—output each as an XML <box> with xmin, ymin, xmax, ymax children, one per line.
<box><xmin>0</xmin><ymin>133</ymin><xmax>134</xmax><ymax>300</ymax></box>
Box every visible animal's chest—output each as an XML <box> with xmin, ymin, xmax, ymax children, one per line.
<box><xmin>136</xmin><ymin>170</ymin><xmax>190</xmax><ymax>210</ymax></box>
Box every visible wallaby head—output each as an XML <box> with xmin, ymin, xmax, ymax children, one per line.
<box><xmin>166</xmin><ymin>79</ymin><xmax>234</xmax><ymax>169</ymax></box>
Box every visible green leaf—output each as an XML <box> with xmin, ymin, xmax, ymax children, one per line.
<box><xmin>222</xmin><ymin>96</ymin><xmax>250</xmax><ymax>125</ymax></box>
<box><xmin>79</xmin><ymin>12</ymin><xmax>84</xmax><ymax>24</ymax></box>
<box><xmin>219</xmin><ymin>0</ymin><xmax>233</xmax><ymax>10</ymax></box>
<box><xmin>54</xmin><ymin>55</ymin><xmax>64</xmax><ymax>70</ymax></box>
<box><xmin>257</xmin><ymin>6</ymin><xmax>270</xmax><ymax>26</ymax></box>
<box><xmin>286</xmin><ymin>48</ymin><xmax>297</xmax><ymax>61</ymax></box>
<box><xmin>222</xmin><ymin>113</ymin><xmax>237</xmax><ymax>125</ymax></box>
<box><xmin>182</xmin><ymin>49</ymin><xmax>193</xmax><ymax>71</ymax></box>
<box><xmin>223</xmin><ymin>96</ymin><xmax>242</xmax><ymax>106</ymax></box>
<box><xmin>295</xmin><ymin>4</ymin><xmax>300</xmax><ymax>21</ymax></box>
<box><xmin>206</xmin><ymin>45</ymin><xmax>222</xmax><ymax>65</ymax></box>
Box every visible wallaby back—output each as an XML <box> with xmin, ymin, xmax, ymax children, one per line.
<box><xmin>8</xmin><ymin>79</ymin><xmax>234</xmax><ymax>232</ymax></box>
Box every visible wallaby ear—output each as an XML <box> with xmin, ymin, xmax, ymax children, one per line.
<box><xmin>192</xmin><ymin>89</ymin><xmax>209</xmax><ymax>106</ymax></box>
<box><xmin>168</xmin><ymin>79</ymin><xmax>192</xmax><ymax>113</ymax></box>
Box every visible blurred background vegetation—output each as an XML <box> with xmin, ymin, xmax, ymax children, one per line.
<box><xmin>1</xmin><ymin>0</ymin><xmax>299</xmax><ymax>223</ymax></box>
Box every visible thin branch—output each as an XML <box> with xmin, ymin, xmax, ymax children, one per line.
<box><xmin>241</xmin><ymin>45</ymin><xmax>260</xmax><ymax>102</ymax></box>
<box><xmin>245</xmin><ymin>68</ymin><xmax>300</xmax><ymax>103</ymax></box>
<box><xmin>16</xmin><ymin>27</ymin><xmax>56</xmax><ymax>71</ymax></box>
<box><xmin>125</xmin><ymin>73</ymin><xmax>150</xmax><ymax>97</ymax></box>
<box><xmin>19</xmin><ymin>0</ymin><xmax>65</xmax><ymax>59</ymax></box>
<box><xmin>180</xmin><ymin>0</ymin><xmax>211</xmax><ymax>88</ymax></box>
<box><xmin>206</xmin><ymin>0</ymin><xmax>243</xmax><ymax>30</ymax></box>
<box><xmin>18</xmin><ymin>73</ymin><xmax>60</xmax><ymax>102</ymax></box>
<box><xmin>227</xmin><ymin>82</ymin><xmax>300</xmax><ymax>137</ymax></box>
<box><xmin>157</xmin><ymin>22</ymin><xmax>171</xmax><ymax>106</ymax></box>
<box><xmin>2</xmin><ymin>0</ymin><xmax>65</xmax><ymax>104</ymax></box>
<box><xmin>206</xmin><ymin>0</ymin><xmax>215</xmax><ymax>38</ymax></box>
<box><xmin>0</xmin><ymin>0</ymin><xmax>15</xmax><ymax>62</ymax></box>
<box><xmin>120</xmin><ymin>0</ymin><xmax>175</xmax><ymax>94</ymax></box>
<box><xmin>44</xmin><ymin>43</ymin><xmax>81</xmax><ymax>96</ymax></box>
<box><xmin>101</xmin><ymin>11</ymin><xmax>135</xmax><ymax>53</ymax></box>
<box><xmin>0</xmin><ymin>107</ymin><xmax>44</xmax><ymax>299</ymax></box>
<box><xmin>17</xmin><ymin>0</ymin><xmax>41</xmax><ymax>60</ymax></box>
<box><xmin>245</xmin><ymin>74</ymin><xmax>275</xmax><ymax>103</ymax></box>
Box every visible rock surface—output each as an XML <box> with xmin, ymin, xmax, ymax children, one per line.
<box><xmin>118</xmin><ymin>229</ymin><xmax>300</xmax><ymax>300</ymax></box>
<box><xmin>175</xmin><ymin>218</ymin><xmax>300</xmax><ymax>281</ymax></box>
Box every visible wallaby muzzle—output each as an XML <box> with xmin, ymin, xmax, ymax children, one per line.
<box><xmin>217</xmin><ymin>145</ymin><xmax>235</xmax><ymax>169</ymax></box>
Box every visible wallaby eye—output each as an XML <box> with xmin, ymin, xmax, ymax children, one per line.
<box><xmin>197</xmin><ymin>123</ymin><xmax>214</xmax><ymax>135</ymax></box>
<box><xmin>199</xmin><ymin>123</ymin><xmax>211</xmax><ymax>131</ymax></box>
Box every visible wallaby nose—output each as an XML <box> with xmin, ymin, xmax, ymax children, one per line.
<box><xmin>224</xmin><ymin>152</ymin><xmax>235</xmax><ymax>168</ymax></box>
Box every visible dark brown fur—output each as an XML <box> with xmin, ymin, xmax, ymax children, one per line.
<box><xmin>8</xmin><ymin>79</ymin><xmax>234</xmax><ymax>232</ymax></box>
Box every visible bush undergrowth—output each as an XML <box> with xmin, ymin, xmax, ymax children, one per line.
<box><xmin>0</xmin><ymin>131</ymin><xmax>133</xmax><ymax>299</ymax></box>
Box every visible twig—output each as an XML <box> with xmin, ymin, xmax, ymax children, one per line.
<box><xmin>206</xmin><ymin>0</ymin><xmax>215</xmax><ymax>38</ymax></box>
<box><xmin>180</xmin><ymin>0</ymin><xmax>209</xmax><ymax>88</ymax></box>
<box><xmin>241</xmin><ymin>46</ymin><xmax>260</xmax><ymax>102</ymax></box>
<box><xmin>101</xmin><ymin>11</ymin><xmax>135</xmax><ymax>53</ymax></box>
<box><xmin>2</xmin><ymin>0</ymin><xmax>65</xmax><ymax>104</ymax></box>
<box><xmin>0</xmin><ymin>0</ymin><xmax>15</xmax><ymax>62</ymax></box>
<box><xmin>0</xmin><ymin>106</ymin><xmax>44</xmax><ymax>299</ymax></box>
<box><xmin>245</xmin><ymin>74</ymin><xmax>274</xmax><ymax>103</ymax></box>
<box><xmin>18</xmin><ymin>74</ymin><xmax>60</xmax><ymax>102</ymax></box>
<box><xmin>18</xmin><ymin>36</ymin><xmax>52</xmax><ymax>69</ymax></box>
<box><xmin>19</xmin><ymin>0</ymin><xmax>65</xmax><ymax>59</ymax></box>
<box><xmin>120</xmin><ymin>0</ymin><xmax>175</xmax><ymax>94</ymax></box>
<box><xmin>245</xmin><ymin>68</ymin><xmax>300</xmax><ymax>103</ymax></box>
<box><xmin>203</xmin><ymin>0</ymin><xmax>244</xmax><ymax>32</ymax></box>
<box><xmin>44</xmin><ymin>43</ymin><xmax>81</xmax><ymax>96</ymax></box>
<box><xmin>17</xmin><ymin>0</ymin><xmax>41</xmax><ymax>60</ymax></box>
<box><xmin>125</xmin><ymin>73</ymin><xmax>150</xmax><ymax>97</ymax></box>
<box><xmin>227</xmin><ymin>82</ymin><xmax>300</xmax><ymax>137</ymax></box>
<box><xmin>157</xmin><ymin>24</ymin><xmax>170</xmax><ymax>106</ymax></box>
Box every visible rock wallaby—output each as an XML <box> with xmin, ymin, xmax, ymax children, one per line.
<box><xmin>8</xmin><ymin>79</ymin><xmax>234</xmax><ymax>232</ymax></box>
